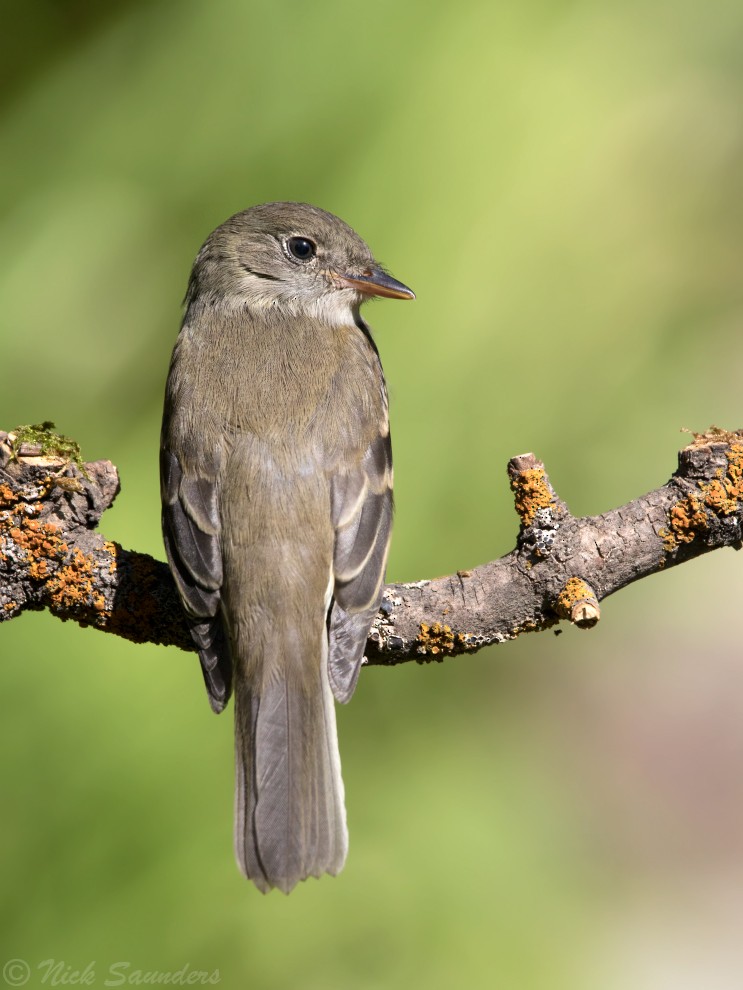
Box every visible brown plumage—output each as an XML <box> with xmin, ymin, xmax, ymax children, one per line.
<box><xmin>161</xmin><ymin>203</ymin><xmax>413</xmax><ymax>893</ymax></box>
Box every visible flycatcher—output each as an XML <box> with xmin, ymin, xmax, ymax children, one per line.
<box><xmin>161</xmin><ymin>202</ymin><xmax>414</xmax><ymax>893</ymax></box>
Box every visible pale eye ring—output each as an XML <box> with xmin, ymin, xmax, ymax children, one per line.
<box><xmin>286</xmin><ymin>236</ymin><xmax>317</xmax><ymax>261</ymax></box>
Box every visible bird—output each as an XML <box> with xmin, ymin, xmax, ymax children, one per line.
<box><xmin>160</xmin><ymin>202</ymin><xmax>414</xmax><ymax>893</ymax></box>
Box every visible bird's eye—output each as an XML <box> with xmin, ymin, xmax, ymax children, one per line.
<box><xmin>286</xmin><ymin>236</ymin><xmax>316</xmax><ymax>261</ymax></box>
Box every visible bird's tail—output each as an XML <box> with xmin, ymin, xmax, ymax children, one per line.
<box><xmin>233</xmin><ymin>644</ymin><xmax>348</xmax><ymax>894</ymax></box>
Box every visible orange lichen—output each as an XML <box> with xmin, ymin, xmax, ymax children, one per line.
<box><xmin>4</xmin><ymin>517</ymin><xmax>68</xmax><ymax>565</ymax></box>
<box><xmin>510</xmin><ymin>467</ymin><xmax>554</xmax><ymax>527</ymax></box>
<box><xmin>508</xmin><ymin>618</ymin><xmax>542</xmax><ymax>637</ymax></box>
<box><xmin>0</xmin><ymin>480</ymin><xmax>110</xmax><ymax>624</ymax></box>
<box><xmin>46</xmin><ymin>547</ymin><xmax>97</xmax><ymax>611</ymax></box>
<box><xmin>660</xmin><ymin>493</ymin><xmax>708</xmax><ymax>551</ymax></box>
<box><xmin>0</xmin><ymin>483</ymin><xmax>17</xmax><ymax>508</ymax></box>
<box><xmin>416</xmin><ymin>621</ymin><xmax>468</xmax><ymax>656</ymax></box>
<box><xmin>699</xmin><ymin>478</ymin><xmax>734</xmax><ymax>514</ymax></box>
<box><xmin>697</xmin><ymin>443</ymin><xmax>743</xmax><ymax>516</ymax></box>
<box><xmin>555</xmin><ymin>578</ymin><xmax>593</xmax><ymax>619</ymax></box>
<box><xmin>661</xmin><ymin>443</ymin><xmax>743</xmax><ymax>554</ymax></box>
<box><xmin>28</xmin><ymin>558</ymin><xmax>50</xmax><ymax>581</ymax></box>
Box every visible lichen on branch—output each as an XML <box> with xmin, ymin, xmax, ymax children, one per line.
<box><xmin>1</xmin><ymin>426</ymin><xmax>742</xmax><ymax>668</ymax></box>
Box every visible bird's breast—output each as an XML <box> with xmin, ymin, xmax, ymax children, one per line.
<box><xmin>172</xmin><ymin>305</ymin><xmax>387</xmax><ymax>464</ymax></box>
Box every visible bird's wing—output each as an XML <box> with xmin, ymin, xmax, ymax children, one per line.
<box><xmin>328</xmin><ymin>429</ymin><xmax>393</xmax><ymax>703</ymax></box>
<box><xmin>160</xmin><ymin>445</ymin><xmax>232</xmax><ymax>712</ymax></box>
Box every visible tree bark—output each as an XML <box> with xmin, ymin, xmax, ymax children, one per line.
<box><xmin>1</xmin><ymin>427</ymin><xmax>741</xmax><ymax>668</ymax></box>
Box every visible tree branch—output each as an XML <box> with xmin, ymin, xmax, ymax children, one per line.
<box><xmin>1</xmin><ymin>427</ymin><xmax>741</xmax><ymax>668</ymax></box>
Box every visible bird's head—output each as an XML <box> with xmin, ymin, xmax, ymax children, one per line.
<box><xmin>187</xmin><ymin>201</ymin><xmax>414</xmax><ymax>325</ymax></box>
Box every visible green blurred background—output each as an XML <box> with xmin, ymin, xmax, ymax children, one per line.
<box><xmin>2</xmin><ymin>1</ymin><xmax>743</xmax><ymax>987</ymax></box>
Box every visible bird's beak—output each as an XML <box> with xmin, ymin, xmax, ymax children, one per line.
<box><xmin>340</xmin><ymin>267</ymin><xmax>415</xmax><ymax>301</ymax></box>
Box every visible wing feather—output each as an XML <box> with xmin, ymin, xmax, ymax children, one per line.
<box><xmin>328</xmin><ymin>428</ymin><xmax>392</xmax><ymax>704</ymax></box>
<box><xmin>160</xmin><ymin>446</ymin><xmax>231</xmax><ymax>711</ymax></box>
